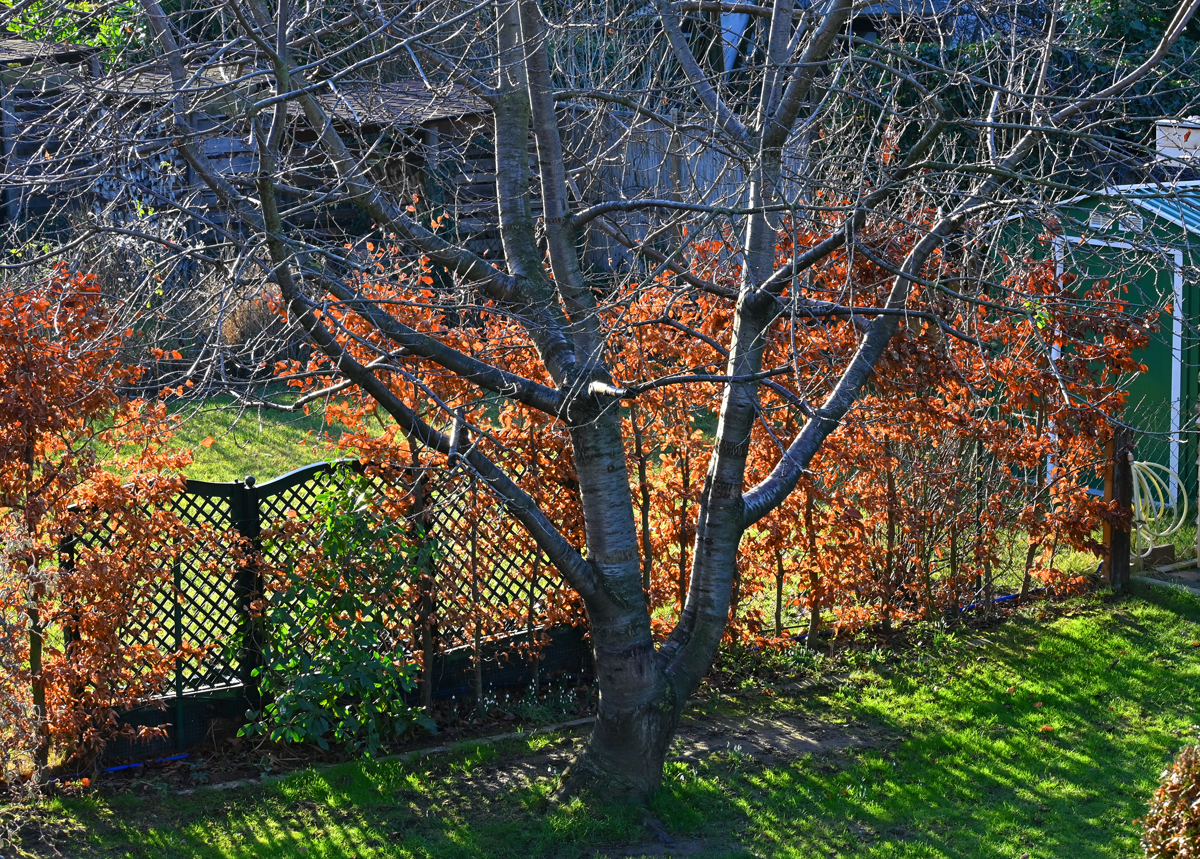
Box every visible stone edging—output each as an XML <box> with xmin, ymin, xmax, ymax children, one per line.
<box><xmin>1132</xmin><ymin>575</ymin><xmax>1200</xmax><ymax>598</ymax></box>
<box><xmin>176</xmin><ymin>717</ymin><xmax>596</xmax><ymax>796</ymax></box>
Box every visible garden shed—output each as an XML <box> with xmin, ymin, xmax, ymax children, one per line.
<box><xmin>1040</xmin><ymin>182</ymin><xmax>1200</xmax><ymax>506</ymax></box>
<box><xmin>0</xmin><ymin>37</ymin><xmax>98</xmax><ymax>224</ymax></box>
<box><xmin>79</xmin><ymin>74</ymin><xmax>494</xmax><ymax>245</ymax></box>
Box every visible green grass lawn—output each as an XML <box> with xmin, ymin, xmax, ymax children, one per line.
<box><xmin>28</xmin><ymin>583</ymin><xmax>1200</xmax><ymax>858</ymax></box>
<box><xmin>167</xmin><ymin>395</ymin><xmax>366</xmax><ymax>483</ymax></box>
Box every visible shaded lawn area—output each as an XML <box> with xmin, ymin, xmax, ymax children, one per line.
<box><xmin>36</xmin><ymin>584</ymin><xmax>1200</xmax><ymax>858</ymax></box>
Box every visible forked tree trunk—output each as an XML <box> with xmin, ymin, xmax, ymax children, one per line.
<box><xmin>567</xmin><ymin>656</ymin><xmax>679</xmax><ymax>798</ymax></box>
<box><xmin>493</xmin><ymin>13</ymin><xmax>683</xmax><ymax>793</ymax></box>
<box><xmin>131</xmin><ymin>0</ymin><xmax>1200</xmax><ymax>805</ymax></box>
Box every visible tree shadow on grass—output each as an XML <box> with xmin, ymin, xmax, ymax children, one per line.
<box><xmin>50</xmin><ymin>587</ymin><xmax>1200</xmax><ymax>859</ymax></box>
<box><xmin>691</xmin><ymin>585</ymin><xmax>1200</xmax><ymax>858</ymax></box>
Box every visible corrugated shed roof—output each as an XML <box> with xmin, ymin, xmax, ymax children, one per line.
<box><xmin>1114</xmin><ymin>183</ymin><xmax>1200</xmax><ymax>236</ymax></box>
<box><xmin>312</xmin><ymin>81</ymin><xmax>488</xmax><ymax>126</ymax></box>
<box><xmin>89</xmin><ymin>71</ymin><xmax>487</xmax><ymax>126</ymax></box>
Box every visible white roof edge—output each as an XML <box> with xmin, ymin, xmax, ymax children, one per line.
<box><xmin>1101</xmin><ymin>179</ymin><xmax>1200</xmax><ymax>193</ymax></box>
<box><xmin>1127</xmin><ymin>199</ymin><xmax>1192</xmax><ymax>232</ymax></box>
<box><xmin>1007</xmin><ymin>180</ymin><xmax>1200</xmax><ymax>212</ymax></box>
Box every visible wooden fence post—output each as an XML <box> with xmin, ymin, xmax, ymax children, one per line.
<box><xmin>1102</xmin><ymin>425</ymin><xmax>1135</xmax><ymax>590</ymax></box>
<box><xmin>526</xmin><ymin>445</ymin><xmax>543</xmax><ymax>689</ymax></box>
<box><xmin>230</xmin><ymin>475</ymin><xmax>264</xmax><ymax>709</ymax></box>
<box><xmin>527</xmin><ymin>552</ymin><xmax>541</xmax><ymax>689</ymax></box>
<box><xmin>470</xmin><ymin>479</ymin><xmax>486</xmax><ymax>720</ymax></box>
<box><xmin>173</xmin><ymin>555</ymin><xmax>186</xmax><ymax>751</ymax></box>
<box><xmin>409</xmin><ymin>462</ymin><xmax>436</xmax><ymax>713</ymax></box>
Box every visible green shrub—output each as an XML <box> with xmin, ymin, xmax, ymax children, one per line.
<box><xmin>241</xmin><ymin>471</ymin><xmax>434</xmax><ymax>754</ymax></box>
<box><xmin>1143</xmin><ymin>744</ymin><xmax>1200</xmax><ymax>858</ymax></box>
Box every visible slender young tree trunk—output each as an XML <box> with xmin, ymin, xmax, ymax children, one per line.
<box><xmin>774</xmin><ymin>548</ymin><xmax>785</xmax><ymax>638</ymax></box>
<box><xmin>949</xmin><ymin>523</ymin><xmax>960</xmax><ymax>617</ymax></box>
<box><xmin>806</xmin><ymin>566</ymin><xmax>822</xmax><ymax>646</ymax></box>
<box><xmin>918</xmin><ymin>520</ymin><xmax>936</xmax><ymax>620</ymax></box>
<box><xmin>972</xmin><ymin>438</ymin><xmax>985</xmax><ymax>605</ymax></box>
<box><xmin>1020</xmin><ymin>409</ymin><xmax>1048</xmax><ymax>603</ymax></box>
<box><xmin>28</xmin><ymin>574</ymin><xmax>48</xmax><ymax>772</ymax></box>
<box><xmin>409</xmin><ymin>445</ymin><xmax>436</xmax><ymax>713</ymax></box>
<box><xmin>528</xmin><ymin>442</ymin><xmax>542</xmax><ymax>689</ymax></box>
<box><xmin>20</xmin><ymin>437</ymin><xmax>48</xmax><ymax>773</ymax></box>
<box><xmin>804</xmin><ymin>494</ymin><xmax>821</xmax><ymax>647</ymax></box>
<box><xmin>528</xmin><ymin>552</ymin><xmax>541</xmax><ymax>689</ymax></box>
<box><xmin>678</xmin><ymin>450</ymin><xmax>689</xmax><ymax>609</ymax></box>
<box><xmin>884</xmin><ymin>466</ymin><xmax>897</xmax><ymax>632</ymax></box>
<box><xmin>631</xmin><ymin>404</ymin><xmax>653</xmax><ymax>593</ymax></box>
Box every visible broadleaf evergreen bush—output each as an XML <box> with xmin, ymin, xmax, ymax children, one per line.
<box><xmin>242</xmin><ymin>471</ymin><xmax>433</xmax><ymax>754</ymax></box>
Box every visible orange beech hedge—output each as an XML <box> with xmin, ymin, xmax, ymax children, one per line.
<box><xmin>0</xmin><ymin>267</ymin><xmax>214</xmax><ymax>780</ymax></box>
<box><xmin>287</xmin><ymin>221</ymin><xmax>1148</xmax><ymax>649</ymax></box>
<box><xmin>0</xmin><ymin>211</ymin><xmax>1151</xmax><ymax>778</ymax></box>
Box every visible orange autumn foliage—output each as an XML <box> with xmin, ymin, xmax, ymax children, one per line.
<box><xmin>0</xmin><ymin>267</ymin><xmax>206</xmax><ymax>780</ymax></box>
<box><xmin>278</xmin><ymin>217</ymin><xmax>1147</xmax><ymax>657</ymax></box>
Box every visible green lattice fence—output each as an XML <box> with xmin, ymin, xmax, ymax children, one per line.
<box><xmin>77</xmin><ymin>459</ymin><xmax>589</xmax><ymax>760</ymax></box>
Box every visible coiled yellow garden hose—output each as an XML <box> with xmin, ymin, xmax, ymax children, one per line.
<box><xmin>1129</xmin><ymin>458</ymin><xmax>1190</xmax><ymax>562</ymax></box>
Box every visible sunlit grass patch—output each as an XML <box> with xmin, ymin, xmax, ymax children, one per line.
<box><xmin>34</xmin><ymin>584</ymin><xmax>1200</xmax><ymax>858</ymax></box>
<box><xmin>167</xmin><ymin>394</ymin><xmax>357</xmax><ymax>483</ymax></box>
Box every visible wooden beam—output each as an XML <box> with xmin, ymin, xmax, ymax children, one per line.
<box><xmin>1103</xmin><ymin>424</ymin><xmax>1135</xmax><ymax>590</ymax></box>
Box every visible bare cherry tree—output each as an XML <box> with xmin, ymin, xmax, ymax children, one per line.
<box><xmin>2</xmin><ymin>0</ymin><xmax>1198</xmax><ymax>796</ymax></box>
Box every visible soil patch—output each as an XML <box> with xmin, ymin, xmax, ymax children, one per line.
<box><xmin>431</xmin><ymin>708</ymin><xmax>876</xmax><ymax>802</ymax></box>
<box><xmin>598</xmin><ymin>837</ymin><xmax>746</xmax><ymax>857</ymax></box>
<box><xmin>672</xmin><ymin>711</ymin><xmax>872</xmax><ymax>764</ymax></box>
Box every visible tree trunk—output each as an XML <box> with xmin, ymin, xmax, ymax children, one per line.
<box><xmin>883</xmin><ymin>465</ymin><xmax>897</xmax><ymax>632</ymax></box>
<box><xmin>564</xmin><ymin>666</ymin><xmax>678</xmax><ymax>799</ymax></box>
<box><xmin>678</xmin><ymin>450</ymin><xmax>689</xmax><ymax>609</ymax></box>
<box><xmin>28</xmin><ymin>575</ymin><xmax>48</xmax><ymax>772</ymax></box>
<box><xmin>1019</xmin><ymin>408</ymin><xmax>1049</xmax><ymax>603</ymax></box>
<box><xmin>804</xmin><ymin>494</ymin><xmax>821</xmax><ymax>647</ymax></box>
<box><xmin>631</xmin><ymin>404</ymin><xmax>653</xmax><ymax>594</ymax></box>
<box><xmin>774</xmin><ymin>549</ymin><xmax>785</xmax><ymax>638</ymax></box>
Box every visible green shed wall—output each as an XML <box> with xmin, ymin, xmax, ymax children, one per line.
<box><xmin>1003</xmin><ymin>204</ymin><xmax>1199</xmax><ymax>508</ymax></box>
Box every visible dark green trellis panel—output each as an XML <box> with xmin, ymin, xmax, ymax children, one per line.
<box><xmin>69</xmin><ymin>459</ymin><xmax>590</xmax><ymax>760</ymax></box>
